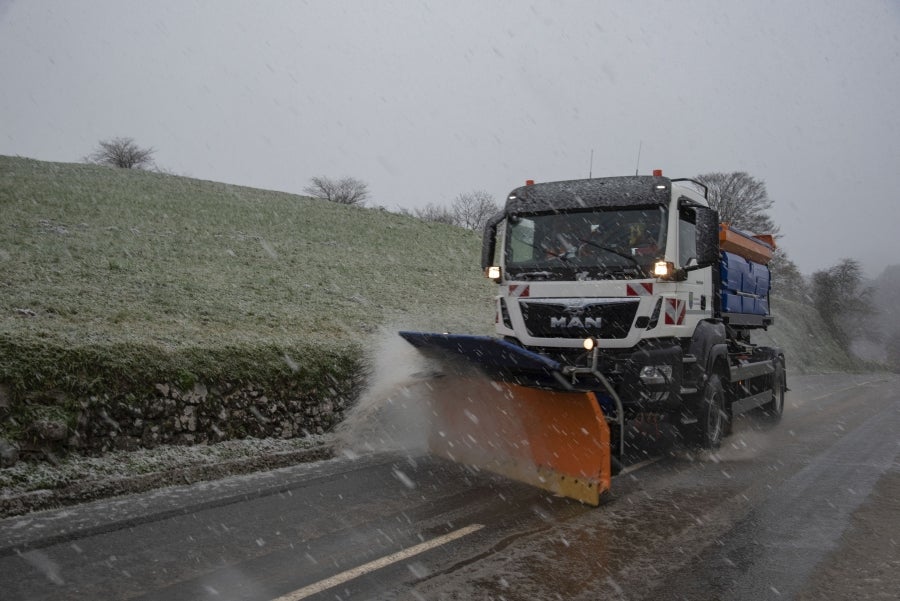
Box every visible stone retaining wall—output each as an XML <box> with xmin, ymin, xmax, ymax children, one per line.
<box><xmin>0</xmin><ymin>376</ymin><xmax>361</xmax><ymax>468</ymax></box>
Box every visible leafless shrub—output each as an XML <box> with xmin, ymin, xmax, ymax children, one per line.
<box><xmin>451</xmin><ymin>190</ymin><xmax>500</xmax><ymax>231</ymax></box>
<box><xmin>85</xmin><ymin>137</ymin><xmax>156</xmax><ymax>169</ymax></box>
<box><xmin>411</xmin><ymin>203</ymin><xmax>456</xmax><ymax>225</ymax></box>
<box><xmin>304</xmin><ymin>176</ymin><xmax>370</xmax><ymax>206</ymax></box>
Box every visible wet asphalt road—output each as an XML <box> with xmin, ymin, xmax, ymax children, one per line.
<box><xmin>1</xmin><ymin>373</ymin><xmax>898</xmax><ymax>600</ymax></box>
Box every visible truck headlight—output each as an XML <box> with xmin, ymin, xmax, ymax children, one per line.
<box><xmin>654</xmin><ymin>261</ymin><xmax>673</xmax><ymax>277</ymax></box>
<box><xmin>485</xmin><ymin>265</ymin><xmax>501</xmax><ymax>281</ymax></box>
<box><xmin>654</xmin><ymin>260</ymin><xmax>686</xmax><ymax>281</ymax></box>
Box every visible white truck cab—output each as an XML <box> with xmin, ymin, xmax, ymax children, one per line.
<box><xmin>480</xmin><ymin>173</ymin><xmax>784</xmax><ymax>447</ymax></box>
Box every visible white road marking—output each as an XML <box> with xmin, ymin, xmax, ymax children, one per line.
<box><xmin>807</xmin><ymin>379</ymin><xmax>884</xmax><ymax>402</ymax></box>
<box><xmin>618</xmin><ymin>456</ymin><xmax>663</xmax><ymax>476</ymax></box>
<box><xmin>272</xmin><ymin>523</ymin><xmax>484</xmax><ymax>600</ymax></box>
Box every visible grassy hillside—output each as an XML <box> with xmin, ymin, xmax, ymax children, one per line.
<box><xmin>0</xmin><ymin>156</ymin><xmax>499</xmax><ymax>452</ymax></box>
<box><xmin>0</xmin><ymin>156</ymin><xmax>493</xmax><ymax>348</ymax></box>
<box><xmin>0</xmin><ymin>157</ymin><xmax>493</xmax><ymax>448</ymax></box>
<box><xmin>757</xmin><ymin>297</ymin><xmax>860</xmax><ymax>374</ymax></box>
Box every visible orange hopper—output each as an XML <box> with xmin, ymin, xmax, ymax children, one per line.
<box><xmin>719</xmin><ymin>223</ymin><xmax>776</xmax><ymax>264</ymax></box>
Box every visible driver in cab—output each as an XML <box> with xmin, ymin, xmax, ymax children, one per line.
<box><xmin>541</xmin><ymin>219</ymin><xmax>585</xmax><ymax>259</ymax></box>
<box><xmin>627</xmin><ymin>223</ymin><xmax>659</xmax><ymax>257</ymax></box>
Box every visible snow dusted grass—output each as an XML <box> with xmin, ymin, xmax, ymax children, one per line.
<box><xmin>0</xmin><ymin>156</ymin><xmax>493</xmax><ymax>351</ymax></box>
<box><xmin>0</xmin><ymin>156</ymin><xmax>494</xmax><ymax>399</ymax></box>
<box><xmin>756</xmin><ymin>297</ymin><xmax>864</xmax><ymax>374</ymax></box>
<box><xmin>0</xmin><ymin>436</ymin><xmax>331</xmax><ymax>496</ymax></box>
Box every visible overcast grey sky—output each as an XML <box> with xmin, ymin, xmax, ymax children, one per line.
<box><xmin>2</xmin><ymin>1</ymin><xmax>899</xmax><ymax>277</ymax></box>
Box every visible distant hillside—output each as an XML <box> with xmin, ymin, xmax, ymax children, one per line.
<box><xmin>757</xmin><ymin>297</ymin><xmax>859</xmax><ymax>374</ymax></box>
<box><xmin>850</xmin><ymin>264</ymin><xmax>900</xmax><ymax>365</ymax></box>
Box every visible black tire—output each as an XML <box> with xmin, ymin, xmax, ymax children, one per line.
<box><xmin>696</xmin><ymin>373</ymin><xmax>727</xmax><ymax>449</ymax></box>
<box><xmin>758</xmin><ymin>358</ymin><xmax>786</xmax><ymax>423</ymax></box>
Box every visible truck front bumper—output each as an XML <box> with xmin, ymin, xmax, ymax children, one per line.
<box><xmin>565</xmin><ymin>340</ymin><xmax>685</xmax><ymax>416</ymax></box>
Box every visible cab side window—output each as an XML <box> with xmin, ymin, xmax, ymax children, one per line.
<box><xmin>679</xmin><ymin>208</ymin><xmax>697</xmax><ymax>267</ymax></box>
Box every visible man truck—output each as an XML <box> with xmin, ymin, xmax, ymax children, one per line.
<box><xmin>401</xmin><ymin>171</ymin><xmax>786</xmax><ymax>504</ymax></box>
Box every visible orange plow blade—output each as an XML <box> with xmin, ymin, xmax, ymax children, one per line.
<box><xmin>426</xmin><ymin>376</ymin><xmax>612</xmax><ymax>505</ymax></box>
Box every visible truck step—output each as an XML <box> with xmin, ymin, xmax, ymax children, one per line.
<box><xmin>682</xmin><ymin>354</ymin><xmax>698</xmax><ymax>365</ymax></box>
<box><xmin>680</xmin><ymin>386</ymin><xmax>698</xmax><ymax>396</ymax></box>
<box><xmin>680</xmin><ymin>415</ymin><xmax>699</xmax><ymax>425</ymax></box>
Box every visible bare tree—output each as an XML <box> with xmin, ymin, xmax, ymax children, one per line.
<box><xmin>304</xmin><ymin>176</ymin><xmax>369</xmax><ymax>206</ymax></box>
<box><xmin>86</xmin><ymin>137</ymin><xmax>156</xmax><ymax>169</ymax></box>
<box><xmin>451</xmin><ymin>190</ymin><xmax>500</xmax><ymax>231</ymax></box>
<box><xmin>810</xmin><ymin>258</ymin><xmax>876</xmax><ymax>348</ymax></box>
<box><xmin>693</xmin><ymin>172</ymin><xmax>809</xmax><ymax>309</ymax></box>
<box><xmin>694</xmin><ymin>172</ymin><xmax>779</xmax><ymax>235</ymax></box>
<box><xmin>769</xmin><ymin>248</ymin><xmax>808</xmax><ymax>303</ymax></box>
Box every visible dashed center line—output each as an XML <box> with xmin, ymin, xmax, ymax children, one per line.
<box><xmin>272</xmin><ymin>523</ymin><xmax>484</xmax><ymax>600</ymax></box>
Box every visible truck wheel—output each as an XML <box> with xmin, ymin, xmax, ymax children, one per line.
<box><xmin>758</xmin><ymin>359</ymin><xmax>785</xmax><ymax>423</ymax></box>
<box><xmin>697</xmin><ymin>373</ymin><xmax>727</xmax><ymax>449</ymax></box>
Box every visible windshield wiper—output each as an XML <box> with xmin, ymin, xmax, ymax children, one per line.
<box><xmin>578</xmin><ymin>240</ymin><xmax>639</xmax><ymax>265</ymax></box>
<box><xmin>578</xmin><ymin>240</ymin><xmax>651</xmax><ymax>277</ymax></box>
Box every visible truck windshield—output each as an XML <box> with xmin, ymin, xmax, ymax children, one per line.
<box><xmin>504</xmin><ymin>206</ymin><xmax>667</xmax><ymax>280</ymax></box>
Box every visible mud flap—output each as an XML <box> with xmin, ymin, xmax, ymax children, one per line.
<box><xmin>425</xmin><ymin>376</ymin><xmax>612</xmax><ymax>506</ymax></box>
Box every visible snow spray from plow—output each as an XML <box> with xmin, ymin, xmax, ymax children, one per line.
<box><xmin>400</xmin><ymin>332</ymin><xmax>614</xmax><ymax>505</ymax></box>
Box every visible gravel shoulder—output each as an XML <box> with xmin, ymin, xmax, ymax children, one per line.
<box><xmin>797</xmin><ymin>462</ymin><xmax>900</xmax><ymax>600</ymax></box>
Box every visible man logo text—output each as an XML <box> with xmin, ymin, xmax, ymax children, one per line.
<box><xmin>550</xmin><ymin>317</ymin><xmax>601</xmax><ymax>329</ymax></box>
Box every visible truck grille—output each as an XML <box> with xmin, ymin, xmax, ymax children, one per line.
<box><xmin>519</xmin><ymin>298</ymin><xmax>639</xmax><ymax>339</ymax></box>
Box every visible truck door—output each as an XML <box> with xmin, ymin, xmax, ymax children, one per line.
<box><xmin>677</xmin><ymin>202</ymin><xmax>714</xmax><ymax>324</ymax></box>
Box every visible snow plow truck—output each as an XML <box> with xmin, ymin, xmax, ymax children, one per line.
<box><xmin>400</xmin><ymin>171</ymin><xmax>786</xmax><ymax>505</ymax></box>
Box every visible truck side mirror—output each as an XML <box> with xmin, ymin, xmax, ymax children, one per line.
<box><xmin>694</xmin><ymin>207</ymin><xmax>720</xmax><ymax>267</ymax></box>
<box><xmin>481</xmin><ymin>211</ymin><xmax>506</xmax><ymax>269</ymax></box>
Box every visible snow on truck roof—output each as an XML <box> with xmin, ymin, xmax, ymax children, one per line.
<box><xmin>504</xmin><ymin>175</ymin><xmax>706</xmax><ymax>214</ymax></box>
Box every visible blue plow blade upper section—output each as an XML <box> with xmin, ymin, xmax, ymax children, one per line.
<box><xmin>398</xmin><ymin>331</ymin><xmax>567</xmax><ymax>388</ymax></box>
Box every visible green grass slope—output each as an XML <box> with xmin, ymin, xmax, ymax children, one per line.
<box><xmin>0</xmin><ymin>156</ymin><xmax>494</xmax><ymax>401</ymax></box>
<box><xmin>0</xmin><ymin>156</ymin><xmax>493</xmax><ymax>346</ymax></box>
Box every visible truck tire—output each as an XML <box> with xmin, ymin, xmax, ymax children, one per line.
<box><xmin>696</xmin><ymin>373</ymin><xmax>727</xmax><ymax>449</ymax></box>
<box><xmin>758</xmin><ymin>358</ymin><xmax>786</xmax><ymax>423</ymax></box>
